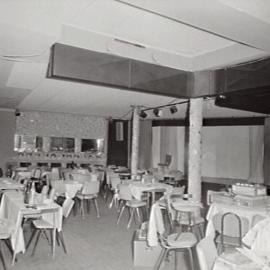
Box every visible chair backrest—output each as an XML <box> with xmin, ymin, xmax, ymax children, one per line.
<box><xmin>50</xmin><ymin>168</ymin><xmax>61</xmax><ymax>181</ymax></box>
<box><xmin>118</xmin><ymin>184</ymin><xmax>133</xmax><ymax>201</ymax></box>
<box><xmin>31</xmin><ymin>168</ymin><xmax>42</xmax><ymax>179</ymax></box>
<box><xmin>196</xmin><ymin>237</ymin><xmax>218</xmax><ymax>270</ymax></box>
<box><xmin>71</xmin><ymin>173</ymin><xmax>91</xmax><ymax>183</ymax></box>
<box><xmin>48</xmin><ymin>188</ymin><xmax>56</xmax><ymax>200</ymax></box>
<box><xmin>110</xmin><ymin>176</ymin><xmax>121</xmax><ymax>190</ymax></box>
<box><xmin>62</xmin><ymin>198</ymin><xmax>75</xmax><ymax>218</ymax></box>
<box><xmin>81</xmin><ymin>181</ymin><xmax>100</xmax><ymax>195</ymax></box>
<box><xmin>213</xmin><ymin>212</ymin><xmax>249</xmax><ymax>245</ymax></box>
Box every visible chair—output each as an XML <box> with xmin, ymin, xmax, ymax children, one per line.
<box><xmin>26</xmin><ymin>206</ymin><xmax>60</xmax><ymax>258</ymax></box>
<box><xmin>159</xmin><ymin>186</ymin><xmax>185</xmax><ymax>231</ymax></box>
<box><xmin>0</xmin><ymin>219</ymin><xmax>15</xmax><ymax>270</ymax></box>
<box><xmin>213</xmin><ymin>212</ymin><xmax>249</xmax><ymax>253</ymax></box>
<box><xmin>76</xmin><ymin>181</ymin><xmax>100</xmax><ymax>218</ymax></box>
<box><xmin>148</xmin><ymin>203</ymin><xmax>197</xmax><ymax>270</ymax></box>
<box><xmin>171</xmin><ymin>194</ymin><xmax>205</xmax><ymax>239</ymax></box>
<box><xmin>56</xmin><ymin>198</ymin><xmax>75</xmax><ymax>253</ymax></box>
<box><xmin>108</xmin><ymin>176</ymin><xmax>121</xmax><ymax>209</ymax></box>
<box><xmin>117</xmin><ymin>184</ymin><xmax>147</xmax><ymax>229</ymax></box>
<box><xmin>196</xmin><ymin>237</ymin><xmax>218</xmax><ymax>270</ymax></box>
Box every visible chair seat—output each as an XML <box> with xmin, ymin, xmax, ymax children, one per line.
<box><xmin>167</xmin><ymin>232</ymin><xmax>197</xmax><ymax>248</ymax></box>
<box><xmin>77</xmin><ymin>194</ymin><xmax>97</xmax><ymax>200</ymax></box>
<box><xmin>33</xmin><ymin>219</ymin><xmax>54</xmax><ymax>229</ymax></box>
<box><xmin>215</xmin><ymin>234</ymin><xmax>241</xmax><ymax>246</ymax></box>
<box><xmin>177</xmin><ymin>216</ymin><xmax>205</xmax><ymax>226</ymax></box>
<box><xmin>126</xmin><ymin>200</ymin><xmax>146</xmax><ymax>208</ymax></box>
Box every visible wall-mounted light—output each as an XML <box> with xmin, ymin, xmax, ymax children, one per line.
<box><xmin>153</xmin><ymin>108</ymin><xmax>163</xmax><ymax>117</ymax></box>
<box><xmin>139</xmin><ymin>111</ymin><xmax>147</xmax><ymax>118</ymax></box>
<box><xmin>169</xmin><ymin>105</ymin><xmax>178</xmax><ymax>114</ymax></box>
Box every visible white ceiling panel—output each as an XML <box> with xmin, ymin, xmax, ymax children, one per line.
<box><xmin>0</xmin><ymin>0</ymin><xmax>269</xmax><ymax>119</ymax></box>
<box><xmin>6</xmin><ymin>62</ymin><xmax>47</xmax><ymax>90</ymax></box>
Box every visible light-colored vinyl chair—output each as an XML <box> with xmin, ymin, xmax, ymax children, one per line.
<box><xmin>76</xmin><ymin>181</ymin><xmax>100</xmax><ymax>218</ymax></box>
<box><xmin>108</xmin><ymin>176</ymin><xmax>121</xmax><ymax>209</ymax></box>
<box><xmin>148</xmin><ymin>203</ymin><xmax>197</xmax><ymax>270</ymax></box>
<box><xmin>117</xmin><ymin>184</ymin><xmax>147</xmax><ymax>229</ymax></box>
<box><xmin>196</xmin><ymin>237</ymin><xmax>218</xmax><ymax>270</ymax></box>
<box><xmin>0</xmin><ymin>219</ymin><xmax>15</xmax><ymax>270</ymax></box>
<box><xmin>56</xmin><ymin>198</ymin><xmax>75</xmax><ymax>253</ymax></box>
<box><xmin>26</xmin><ymin>207</ymin><xmax>59</xmax><ymax>258</ymax></box>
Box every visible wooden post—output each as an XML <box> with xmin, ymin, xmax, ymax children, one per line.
<box><xmin>188</xmin><ymin>98</ymin><xmax>203</xmax><ymax>202</ymax></box>
<box><xmin>131</xmin><ymin>106</ymin><xmax>140</xmax><ymax>177</ymax></box>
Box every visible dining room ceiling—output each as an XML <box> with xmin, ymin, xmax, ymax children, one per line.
<box><xmin>0</xmin><ymin>0</ymin><xmax>269</xmax><ymax>119</ymax></box>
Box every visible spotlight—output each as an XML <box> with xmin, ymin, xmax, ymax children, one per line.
<box><xmin>153</xmin><ymin>108</ymin><xmax>163</xmax><ymax>117</ymax></box>
<box><xmin>139</xmin><ymin>111</ymin><xmax>147</xmax><ymax>118</ymax></box>
<box><xmin>169</xmin><ymin>105</ymin><xmax>178</xmax><ymax>114</ymax></box>
<box><xmin>15</xmin><ymin>109</ymin><xmax>21</xmax><ymax>117</ymax></box>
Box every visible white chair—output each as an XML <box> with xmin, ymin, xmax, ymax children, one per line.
<box><xmin>196</xmin><ymin>237</ymin><xmax>218</xmax><ymax>270</ymax></box>
<box><xmin>26</xmin><ymin>207</ymin><xmax>59</xmax><ymax>258</ymax></box>
<box><xmin>56</xmin><ymin>198</ymin><xmax>75</xmax><ymax>253</ymax></box>
<box><xmin>76</xmin><ymin>181</ymin><xmax>100</xmax><ymax>218</ymax></box>
<box><xmin>117</xmin><ymin>184</ymin><xmax>147</xmax><ymax>229</ymax></box>
<box><xmin>108</xmin><ymin>176</ymin><xmax>121</xmax><ymax>209</ymax></box>
<box><xmin>148</xmin><ymin>203</ymin><xmax>197</xmax><ymax>270</ymax></box>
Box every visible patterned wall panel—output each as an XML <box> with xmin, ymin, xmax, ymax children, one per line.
<box><xmin>16</xmin><ymin>111</ymin><xmax>107</xmax><ymax>139</ymax></box>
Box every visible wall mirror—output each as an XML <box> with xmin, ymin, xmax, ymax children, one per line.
<box><xmin>50</xmin><ymin>137</ymin><xmax>75</xmax><ymax>152</ymax></box>
<box><xmin>14</xmin><ymin>134</ymin><xmax>42</xmax><ymax>152</ymax></box>
<box><xmin>81</xmin><ymin>138</ymin><xmax>104</xmax><ymax>153</ymax></box>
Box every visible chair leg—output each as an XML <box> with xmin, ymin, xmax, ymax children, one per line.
<box><xmin>31</xmin><ymin>230</ymin><xmax>42</xmax><ymax>256</ymax></box>
<box><xmin>187</xmin><ymin>248</ymin><xmax>194</xmax><ymax>270</ymax></box>
<box><xmin>154</xmin><ymin>248</ymin><xmax>168</xmax><ymax>270</ymax></box>
<box><xmin>117</xmin><ymin>205</ymin><xmax>126</xmax><ymax>225</ymax></box>
<box><xmin>127</xmin><ymin>208</ymin><xmax>135</xmax><ymax>229</ymax></box>
<box><xmin>52</xmin><ymin>229</ymin><xmax>56</xmax><ymax>258</ymax></box>
<box><xmin>80</xmin><ymin>200</ymin><xmax>85</xmax><ymax>219</ymax></box>
<box><xmin>135</xmin><ymin>208</ymin><xmax>141</xmax><ymax>223</ymax></box>
<box><xmin>93</xmin><ymin>198</ymin><xmax>100</xmax><ymax>218</ymax></box>
<box><xmin>57</xmin><ymin>231</ymin><xmax>67</xmax><ymax>253</ymax></box>
<box><xmin>174</xmin><ymin>250</ymin><xmax>178</xmax><ymax>270</ymax></box>
<box><xmin>26</xmin><ymin>228</ymin><xmax>37</xmax><ymax>250</ymax></box>
<box><xmin>0</xmin><ymin>241</ymin><xmax>7</xmax><ymax>270</ymax></box>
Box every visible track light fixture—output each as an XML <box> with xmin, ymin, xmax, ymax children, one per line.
<box><xmin>169</xmin><ymin>105</ymin><xmax>178</xmax><ymax>114</ymax></box>
<box><xmin>138</xmin><ymin>100</ymin><xmax>189</xmax><ymax>119</ymax></box>
<box><xmin>153</xmin><ymin>108</ymin><xmax>163</xmax><ymax>117</ymax></box>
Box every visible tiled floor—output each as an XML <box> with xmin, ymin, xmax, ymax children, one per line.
<box><xmin>3</xmin><ymin>196</ymin><xmax>199</xmax><ymax>270</ymax></box>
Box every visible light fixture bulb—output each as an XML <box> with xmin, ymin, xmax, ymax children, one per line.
<box><xmin>170</xmin><ymin>105</ymin><xmax>178</xmax><ymax>114</ymax></box>
<box><xmin>153</xmin><ymin>108</ymin><xmax>162</xmax><ymax>117</ymax></box>
<box><xmin>139</xmin><ymin>111</ymin><xmax>147</xmax><ymax>118</ymax></box>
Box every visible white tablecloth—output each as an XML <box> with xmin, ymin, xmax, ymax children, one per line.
<box><xmin>0</xmin><ymin>178</ymin><xmax>23</xmax><ymax>191</ymax></box>
<box><xmin>129</xmin><ymin>182</ymin><xmax>172</xmax><ymax>201</ymax></box>
<box><xmin>0</xmin><ymin>191</ymin><xmax>62</xmax><ymax>263</ymax></box>
<box><xmin>51</xmin><ymin>180</ymin><xmax>83</xmax><ymax>198</ymax></box>
<box><xmin>205</xmin><ymin>202</ymin><xmax>269</xmax><ymax>237</ymax></box>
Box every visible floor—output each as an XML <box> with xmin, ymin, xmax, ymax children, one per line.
<box><xmin>2</xmin><ymin>195</ymin><xmax>200</xmax><ymax>270</ymax></box>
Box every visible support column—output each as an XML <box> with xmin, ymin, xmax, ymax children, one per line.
<box><xmin>263</xmin><ymin>117</ymin><xmax>270</xmax><ymax>185</ymax></box>
<box><xmin>187</xmin><ymin>98</ymin><xmax>203</xmax><ymax>202</ymax></box>
<box><xmin>131</xmin><ymin>106</ymin><xmax>140</xmax><ymax>177</ymax></box>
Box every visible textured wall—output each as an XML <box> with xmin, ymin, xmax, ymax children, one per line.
<box><xmin>0</xmin><ymin>110</ymin><xmax>16</xmax><ymax>172</ymax></box>
<box><xmin>16</xmin><ymin>111</ymin><xmax>107</xmax><ymax>139</ymax></box>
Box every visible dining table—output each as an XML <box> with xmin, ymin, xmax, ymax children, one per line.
<box><xmin>205</xmin><ymin>200</ymin><xmax>270</xmax><ymax>237</ymax></box>
<box><xmin>0</xmin><ymin>191</ymin><xmax>62</xmax><ymax>264</ymax></box>
<box><xmin>129</xmin><ymin>182</ymin><xmax>173</xmax><ymax>205</ymax></box>
<box><xmin>51</xmin><ymin>180</ymin><xmax>83</xmax><ymax>198</ymax></box>
<box><xmin>0</xmin><ymin>178</ymin><xmax>23</xmax><ymax>191</ymax></box>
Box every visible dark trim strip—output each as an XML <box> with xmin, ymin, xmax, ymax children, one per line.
<box><xmin>152</xmin><ymin>117</ymin><xmax>265</xmax><ymax>127</ymax></box>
